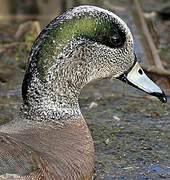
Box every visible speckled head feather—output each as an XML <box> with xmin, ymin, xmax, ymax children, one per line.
<box><xmin>23</xmin><ymin>6</ymin><xmax>134</xmax><ymax>81</ymax></box>
<box><xmin>21</xmin><ymin>5</ymin><xmax>135</xmax><ymax>123</ymax></box>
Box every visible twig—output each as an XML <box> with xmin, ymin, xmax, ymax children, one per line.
<box><xmin>3</xmin><ymin>42</ymin><xmax>29</xmax><ymax>48</ymax></box>
<box><xmin>134</xmin><ymin>0</ymin><xmax>164</xmax><ymax>70</ymax></box>
<box><xmin>0</xmin><ymin>14</ymin><xmax>53</xmax><ymax>20</ymax></box>
<box><xmin>141</xmin><ymin>65</ymin><xmax>170</xmax><ymax>77</ymax></box>
<box><xmin>103</xmin><ymin>1</ymin><xmax>126</xmax><ymax>11</ymax></box>
<box><xmin>14</xmin><ymin>21</ymin><xmax>41</xmax><ymax>40</ymax></box>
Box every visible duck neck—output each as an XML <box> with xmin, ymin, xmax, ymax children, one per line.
<box><xmin>20</xmin><ymin>39</ymin><xmax>114</xmax><ymax>125</ymax></box>
<box><xmin>20</xmin><ymin>66</ymin><xmax>83</xmax><ymax>125</ymax></box>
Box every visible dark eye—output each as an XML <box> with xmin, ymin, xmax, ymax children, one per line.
<box><xmin>110</xmin><ymin>34</ymin><xmax>121</xmax><ymax>45</ymax></box>
<box><xmin>110</xmin><ymin>34</ymin><xmax>122</xmax><ymax>47</ymax></box>
<box><xmin>138</xmin><ymin>69</ymin><xmax>143</xmax><ymax>75</ymax></box>
<box><xmin>93</xmin><ymin>26</ymin><xmax>126</xmax><ymax>48</ymax></box>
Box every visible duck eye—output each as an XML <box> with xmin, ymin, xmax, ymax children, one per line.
<box><xmin>138</xmin><ymin>69</ymin><xmax>143</xmax><ymax>75</ymax></box>
<box><xmin>110</xmin><ymin>34</ymin><xmax>122</xmax><ymax>47</ymax></box>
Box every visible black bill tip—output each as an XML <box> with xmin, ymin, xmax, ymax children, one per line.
<box><xmin>150</xmin><ymin>92</ymin><xmax>167</xmax><ymax>103</ymax></box>
<box><xmin>117</xmin><ymin>61</ymin><xmax>167</xmax><ymax>104</ymax></box>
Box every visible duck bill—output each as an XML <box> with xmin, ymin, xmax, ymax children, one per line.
<box><xmin>117</xmin><ymin>62</ymin><xmax>167</xmax><ymax>103</ymax></box>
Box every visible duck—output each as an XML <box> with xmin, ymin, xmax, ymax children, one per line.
<box><xmin>0</xmin><ymin>5</ymin><xmax>167</xmax><ymax>180</ymax></box>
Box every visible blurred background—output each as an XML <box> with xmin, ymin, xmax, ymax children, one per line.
<box><xmin>0</xmin><ymin>0</ymin><xmax>101</xmax><ymax>26</ymax></box>
<box><xmin>0</xmin><ymin>0</ymin><xmax>170</xmax><ymax>179</ymax></box>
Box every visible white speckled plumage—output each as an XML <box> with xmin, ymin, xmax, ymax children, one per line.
<box><xmin>19</xmin><ymin>5</ymin><xmax>136</xmax><ymax>125</ymax></box>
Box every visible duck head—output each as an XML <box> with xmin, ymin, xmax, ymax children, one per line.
<box><xmin>21</xmin><ymin>5</ymin><xmax>166</xmax><ymax>122</ymax></box>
